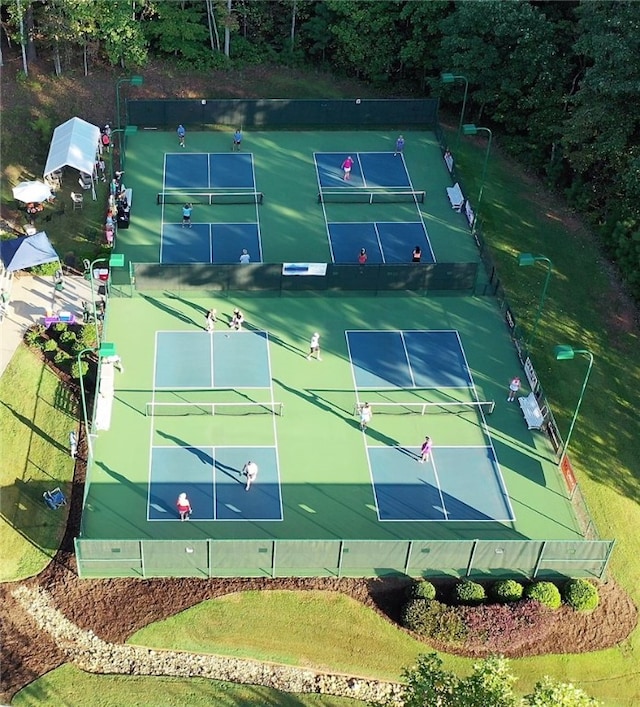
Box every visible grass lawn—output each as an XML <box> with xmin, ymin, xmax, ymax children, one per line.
<box><xmin>0</xmin><ymin>346</ymin><xmax>77</xmax><ymax>582</ymax></box>
<box><xmin>11</xmin><ymin>664</ymin><xmax>364</xmax><ymax>707</ymax></box>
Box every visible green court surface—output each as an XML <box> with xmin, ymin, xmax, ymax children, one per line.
<box><xmin>78</xmin><ymin>127</ymin><xmax>594</xmax><ymax>578</ymax></box>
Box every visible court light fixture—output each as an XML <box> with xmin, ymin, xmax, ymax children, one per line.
<box><xmin>109</xmin><ymin>125</ymin><xmax>138</xmax><ymax>173</ymax></box>
<box><xmin>517</xmin><ymin>253</ymin><xmax>553</xmax><ymax>349</ymax></box>
<box><xmin>553</xmin><ymin>345</ymin><xmax>594</xmax><ymax>467</ymax></box>
<box><xmin>462</xmin><ymin>123</ymin><xmax>492</xmax><ymax>209</ymax></box>
<box><xmin>78</xmin><ymin>342</ymin><xmax>117</xmax><ymax>461</ymax></box>
<box><xmin>115</xmin><ymin>75</ymin><xmax>144</xmax><ymax>132</ymax></box>
<box><xmin>440</xmin><ymin>73</ymin><xmax>469</xmax><ymax>152</ymax></box>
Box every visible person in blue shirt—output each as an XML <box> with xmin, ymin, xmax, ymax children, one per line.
<box><xmin>394</xmin><ymin>134</ymin><xmax>405</xmax><ymax>156</ymax></box>
<box><xmin>177</xmin><ymin>124</ymin><xmax>186</xmax><ymax>147</ymax></box>
<box><xmin>232</xmin><ymin>128</ymin><xmax>242</xmax><ymax>151</ymax></box>
<box><xmin>182</xmin><ymin>203</ymin><xmax>192</xmax><ymax>228</ymax></box>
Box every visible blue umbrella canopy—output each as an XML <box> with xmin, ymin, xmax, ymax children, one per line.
<box><xmin>0</xmin><ymin>231</ymin><xmax>59</xmax><ymax>272</ymax></box>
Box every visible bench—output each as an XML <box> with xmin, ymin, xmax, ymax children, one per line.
<box><xmin>518</xmin><ymin>392</ymin><xmax>546</xmax><ymax>430</ymax></box>
<box><xmin>94</xmin><ymin>361</ymin><xmax>115</xmax><ymax>431</ymax></box>
<box><xmin>446</xmin><ymin>182</ymin><xmax>464</xmax><ymax>211</ymax></box>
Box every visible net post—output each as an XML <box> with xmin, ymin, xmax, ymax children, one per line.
<box><xmin>488</xmin><ymin>400</ymin><xmax>495</xmax><ymax>414</ymax></box>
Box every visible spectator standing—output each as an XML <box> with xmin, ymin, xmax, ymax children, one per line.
<box><xmin>177</xmin><ymin>124</ymin><xmax>186</xmax><ymax>148</ymax></box>
<box><xmin>341</xmin><ymin>155</ymin><xmax>354</xmax><ymax>181</ymax></box>
<box><xmin>176</xmin><ymin>492</ymin><xmax>192</xmax><ymax>521</ymax></box>
<box><xmin>307</xmin><ymin>332</ymin><xmax>321</xmax><ymax>360</ymax></box>
<box><xmin>69</xmin><ymin>431</ymin><xmax>78</xmax><ymax>459</ymax></box>
<box><xmin>182</xmin><ymin>203</ymin><xmax>193</xmax><ymax>228</ymax></box>
<box><xmin>101</xmin><ymin>131</ymin><xmax>111</xmax><ymax>152</ymax></box>
<box><xmin>507</xmin><ymin>376</ymin><xmax>521</xmax><ymax>402</ymax></box>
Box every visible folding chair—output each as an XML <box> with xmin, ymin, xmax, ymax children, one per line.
<box><xmin>43</xmin><ymin>487</ymin><xmax>67</xmax><ymax>510</ymax></box>
<box><xmin>71</xmin><ymin>192</ymin><xmax>84</xmax><ymax>210</ymax></box>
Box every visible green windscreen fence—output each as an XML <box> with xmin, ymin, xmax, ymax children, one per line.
<box><xmin>132</xmin><ymin>263</ymin><xmax>478</xmax><ymax>295</ymax></box>
<box><xmin>75</xmin><ymin>538</ymin><xmax>615</xmax><ymax>580</ymax></box>
<box><xmin>128</xmin><ymin>98</ymin><xmax>440</xmax><ymax>129</ymax></box>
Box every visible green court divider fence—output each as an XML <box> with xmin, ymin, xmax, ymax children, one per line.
<box><xmin>74</xmin><ymin>537</ymin><xmax>615</xmax><ymax>580</ymax></box>
<box><xmin>128</xmin><ymin>98</ymin><xmax>440</xmax><ymax>130</ymax></box>
<box><xmin>131</xmin><ymin>262</ymin><xmax>478</xmax><ymax>295</ymax></box>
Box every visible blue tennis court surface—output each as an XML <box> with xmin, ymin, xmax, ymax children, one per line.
<box><xmin>368</xmin><ymin>446</ymin><xmax>514</xmax><ymax>522</ymax></box>
<box><xmin>148</xmin><ymin>445</ymin><xmax>282</xmax><ymax>521</ymax></box>
<box><xmin>154</xmin><ymin>331</ymin><xmax>271</xmax><ymax>389</ymax></box>
<box><xmin>329</xmin><ymin>222</ymin><xmax>435</xmax><ymax>264</ymax></box>
<box><xmin>315</xmin><ymin>152</ymin><xmax>411</xmax><ymax>189</ymax></box>
<box><xmin>164</xmin><ymin>152</ymin><xmax>255</xmax><ymax>190</ymax></box>
<box><xmin>161</xmin><ymin>223</ymin><xmax>261</xmax><ymax>264</ymax></box>
<box><xmin>346</xmin><ymin>330</ymin><xmax>473</xmax><ymax>389</ymax></box>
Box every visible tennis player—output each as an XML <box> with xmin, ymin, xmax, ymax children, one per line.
<box><xmin>420</xmin><ymin>436</ymin><xmax>432</xmax><ymax>463</ymax></box>
<box><xmin>232</xmin><ymin>128</ymin><xmax>243</xmax><ymax>151</ymax></box>
<box><xmin>243</xmin><ymin>461</ymin><xmax>258</xmax><ymax>491</ymax></box>
<box><xmin>358</xmin><ymin>402</ymin><xmax>372</xmax><ymax>431</ymax></box>
<box><xmin>307</xmin><ymin>332</ymin><xmax>321</xmax><ymax>360</ymax></box>
<box><xmin>177</xmin><ymin>124</ymin><xmax>186</xmax><ymax>147</ymax></box>
<box><xmin>341</xmin><ymin>155</ymin><xmax>354</xmax><ymax>181</ymax></box>
<box><xmin>239</xmin><ymin>248</ymin><xmax>251</xmax><ymax>264</ymax></box>
<box><xmin>176</xmin><ymin>492</ymin><xmax>192</xmax><ymax>520</ymax></box>
<box><xmin>394</xmin><ymin>134</ymin><xmax>405</xmax><ymax>156</ymax></box>
<box><xmin>229</xmin><ymin>308</ymin><xmax>244</xmax><ymax>330</ymax></box>
<box><xmin>182</xmin><ymin>203</ymin><xmax>192</xmax><ymax>228</ymax></box>
<box><xmin>358</xmin><ymin>248</ymin><xmax>368</xmax><ymax>264</ymax></box>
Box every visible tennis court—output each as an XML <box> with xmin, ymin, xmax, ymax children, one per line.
<box><xmin>159</xmin><ymin>152</ymin><xmax>262</xmax><ymax>264</ymax></box>
<box><xmin>74</xmin><ymin>122</ymin><xmax>604</xmax><ymax>578</ymax></box>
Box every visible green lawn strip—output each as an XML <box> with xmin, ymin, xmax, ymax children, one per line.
<box><xmin>128</xmin><ymin>590</ymin><xmax>471</xmax><ymax>682</ymax></box>
<box><xmin>11</xmin><ymin>664</ymin><xmax>365</xmax><ymax>707</ymax></box>
<box><xmin>0</xmin><ymin>345</ymin><xmax>76</xmax><ymax>581</ymax></box>
<box><xmin>451</xmin><ymin>131</ymin><xmax>640</xmax><ymax>705</ymax></box>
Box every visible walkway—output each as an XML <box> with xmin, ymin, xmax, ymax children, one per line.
<box><xmin>0</xmin><ymin>274</ymin><xmax>92</xmax><ymax>379</ymax></box>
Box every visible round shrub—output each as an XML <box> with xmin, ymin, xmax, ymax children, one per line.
<box><xmin>43</xmin><ymin>338</ymin><xmax>57</xmax><ymax>352</ymax></box>
<box><xmin>407</xmin><ymin>579</ymin><xmax>437</xmax><ymax>601</ymax></box>
<box><xmin>525</xmin><ymin>581</ymin><xmax>562</xmax><ymax>610</ymax></box>
<box><xmin>491</xmin><ymin>579</ymin><xmax>524</xmax><ymax>603</ymax></box>
<box><xmin>53</xmin><ymin>322</ymin><xmax>68</xmax><ymax>333</ymax></box>
<box><xmin>563</xmin><ymin>579</ymin><xmax>599</xmax><ymax>612</ymax></box>
<box><xmin>25</xmin><ymin>328</ymin><xmax>43</xmax><ymax>347</ymax></box>
<box><xmin>54</xmin><ymin>350</ymin><xmax>71</xmax><ymax>365</ymax></box>
<box><xmin>401</xmin><ymin>598</ymin><xmax>466</xmax><ymax>643</ymax></box>
<box><xmin>60</xmin><ymin>330</ymin><xmax>77</xmax><ymax>345</ymax></box>
<box><xmin>453</xmin><ymin>580</ymin><xmax>486</xmax><ymax>605</ymax></box>
<box><xmin>71</xmin><ymin>359</ymin><xmax>89</xmax><ymax>380</ymax></box>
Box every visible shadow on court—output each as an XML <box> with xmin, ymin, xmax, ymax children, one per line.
<box><xmin>140</xmin><ymin>294</ymin><xmax>196</xmax><ymax>326</ymax></box>
<box><xmin>156</xmin><ymin>430</ymin><xmax>213</xmax><ymax>466</ymax></box>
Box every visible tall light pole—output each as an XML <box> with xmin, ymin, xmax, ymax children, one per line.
<box><xmin>90</xmin><ymin>253</ymin><xmax>125</xmax><ymax>341</ymax></box>
<box><xmin>109</xmin><ymin>125</ymin><xmax>138</xmax><ymax>175</ymax></box>
<box><xmin>115</xmin><ymin>75</ymin><xmax>143</xmax><ymax>132</ymax></box>
<box><xmin>440</xmin><ymin>73</ymin><xmax>469</xmax><ymax>152</ymax></box>
<box><xmin>554</xmin><ymin>345</ymin><xmax>594</xmax><ymax>467</ymax></box>
<box><xmin>78</xmin><ymin>342</ymin><xmax>117</xmax><ymax>461</ymax></box>
<box><xmin>517</xmin><ymin>253</ymin><xmax>553</xmax><ymax>349</ymax></box>
<box><xmin>462</xmin><ymin>124</ymin><xmax>492</xmax><ymax>209</ymax></box>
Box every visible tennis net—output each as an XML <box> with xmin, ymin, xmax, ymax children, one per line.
<box><xmin>146</xmin><ymin>401</ymin><xmax>283</xmax><ymax>416</ymax></box>
<box><xmin>318</xmin><ymin>190</ymin><xmax>425</xmax><ymax>204</ymax></box>
<box><xmin>354</xmin><ymin>400</ymin><xmax>495</xmax><ymax>416</ymax></box>
<box><xmin>157</xmin><ymin>191</ymin><xmax>264</xmax><ymax>205</ymax></box>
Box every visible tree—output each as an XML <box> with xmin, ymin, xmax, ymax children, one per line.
<box><xmin>398</xmin><ymin>653</ymin><xmax>601</xmax><ymax>706</ymax></box>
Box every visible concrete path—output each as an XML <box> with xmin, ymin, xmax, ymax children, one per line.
<box><xmin>0</xmin><ymin>274</ymin><xmax>93</xmax><ymax>379</ymax></box>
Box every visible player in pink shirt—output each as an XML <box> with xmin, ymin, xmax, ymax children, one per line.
<box><xmin>420</xmin><ymin>436</ymin><xmax>432</xmax><ymax>463</ymax></box>
<box><xmin>341</xmin><ymin>155</ymin><xmax>354</xmax><ymax>181</ymax></box>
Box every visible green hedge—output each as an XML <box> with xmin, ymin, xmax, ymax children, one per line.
<box><xmin>563</xmin><ymin>579</ymin><xmax>599</xmax><ymax>612</ymax></box>
<box><xmin>525</xmin><ymin>581</ymin><xmax>562</xmax><ymax>610</ymax></box>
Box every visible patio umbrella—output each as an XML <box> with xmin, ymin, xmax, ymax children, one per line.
<box><xmin>12</xmin><ymin>180</ymin><xmax>52</xmax><ymax>203</ymax></box>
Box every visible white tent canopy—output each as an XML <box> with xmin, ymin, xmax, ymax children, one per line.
<box><xmin>43</xmin><ymin>117</ymin><xmax>101</xmax><ymax>199</ymax></box>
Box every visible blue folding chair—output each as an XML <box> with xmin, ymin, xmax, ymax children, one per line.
<box><xmin>43</xmin><ymin>487</ymin><xmax>67</xmax><ymax>510</ymax></box>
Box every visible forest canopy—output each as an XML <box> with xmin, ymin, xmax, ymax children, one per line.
<box><xmin>2</xmin><ymin>0</ymin><xmax>639</xmax><ymax>298</ymax></box>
